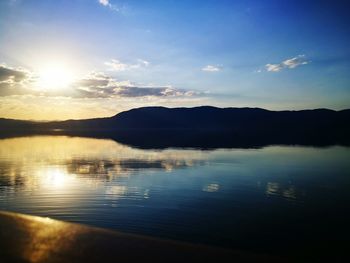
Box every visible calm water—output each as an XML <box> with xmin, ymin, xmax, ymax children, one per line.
<box><xmin>1</xmin><ymin>136</ymin><xmax>350</xmax><ymax>254</ymax></box>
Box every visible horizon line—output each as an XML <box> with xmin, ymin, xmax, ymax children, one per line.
<box><xmin>1</xmin><ymin>105</ymin><xmax>349</xmax><ymax>122</ymax></box>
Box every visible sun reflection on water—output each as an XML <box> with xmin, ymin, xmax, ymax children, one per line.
<box><xmin>1</xmin><ymin>135</ymin><xmax>350</xmax><ymax>252</ymax></box>
<box><xmin>0</xmin><ymin>136</ymin><xmax>205</xmax><ymax>203</ymax></box>
<box><xmin>39</xmin><ymin>168</ymin><xmax>69</xmax><ymax>188</ymax></box>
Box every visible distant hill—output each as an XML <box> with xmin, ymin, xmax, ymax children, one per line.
<box><xmin>1</xmin><ymin>106</ymin><xmax>350</xmax><ymax>148</ymax></box>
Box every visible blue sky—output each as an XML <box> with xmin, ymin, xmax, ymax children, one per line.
<box><xmin>0</xmin><ymin>0</ymin><xmax>350</xmax><ymax>120</ymax></box>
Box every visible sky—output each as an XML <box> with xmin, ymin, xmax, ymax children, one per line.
<box><xmin>0</xmin><ymin>0</ymin><xmax>350</xmax><ymax>120</ymax></box>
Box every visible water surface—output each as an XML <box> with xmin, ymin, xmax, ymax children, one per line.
<box><xmin>0</xmin><ymin>136</ymin><xmax>349</xmax><ymax>255</ymax></box>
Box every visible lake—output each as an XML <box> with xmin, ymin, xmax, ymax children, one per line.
<box><xmin>0</xmin><ymin>135</ymin><xmax>349</xmax><ymax>256</ymax></box>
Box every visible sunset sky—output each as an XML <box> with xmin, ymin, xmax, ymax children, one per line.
<box><xmin>1</xmin><ymin>0</ymin><xmax>350</xmax><ymax>120</ymax></box>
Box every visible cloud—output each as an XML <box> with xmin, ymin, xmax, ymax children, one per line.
<box><xmin>105</xmin><ymin>59</ymin><xmax>150</xmax><ymax>71</ymax></box>
<box><xmin>72</xmin><ymin>72</ymin><xmax>198</xmax><ymax>98</ymax></box>
<box><xmin>266</xmin><ymin>55</ymin><xmax>309</xmax><ymax>72</ymax></box>
<box><xmin>137</xmin><ymin>59</ymin><xmax>150</xmax><ymax>67</ymax></box>
<box><xmin>0</xmin><ymin>64</ymin><xmax>28</xmax><ymax>82</ymax></box>
<box><xmin>0</xmin><ymin>64</ymin><xmax>36</xmax><ymax>96</ymax></box>
<box><xmin>201</xmin><ymin>65</ymin><xmax>221</xmax><ymax>72</ymax></box>
<box><xmin>0</xmin><ymin>63</ymin><xmax>199</xmax><ymax>99</ymax></box>
<box><xmin>283</xmin><ymin>56</ymin><xmax>308</xmax><ymax>68</ymax></box>
<box><xmin>113</xmin><ymin>87</ymin><xmax>197</xmax><ymax>98</ymax></box>
<box><xmin>98</xmin><ymin>0</ymin><xmax>120</xmax><ymax>12</ymax></box>
<box><xmin>98</xmin><ymin>0</ymin><xmax>109</xmax><ymax>6</ymax></box>
<box><xmin>265</xmin><ymin>63</ymin><xmax>284</xmax><ymax>72</ymax></box>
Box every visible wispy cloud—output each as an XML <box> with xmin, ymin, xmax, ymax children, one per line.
<box><xmin>201</xmin><ymin>65</ymin><xmax>221</xmax><ymax>72</ymax></box>
<box><xmin>137</xmin><ymin>59</ymin><xmax>150</xmax><ymax>67</ymax></box>
<box><xmin>105</xmin><ymin>59</ymin><xmax>150</xmax><ymax>71</ymax></box>
<box><xmin>98</xmin><ymin>0</ymin><xmax>120</xmax><ymax>12</ymax></box>
<box><xmin>265</xmin><ymin>63</ymin><xmax>284</xmax><ymax>72</ymax></box>
<box><xmin>98</xmin><ymin>0</ymin><xmax>109</xmax><ymax>6</ymax></box>
<box><xmin>266</xmin><ymin>55</ymin><xmax>309</xmax><ymax>72</ymax></box>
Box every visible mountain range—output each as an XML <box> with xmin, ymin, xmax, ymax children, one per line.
<box><xmin>1</xmin><ymin>106</ymin><xmax>349</xmax><ymax>148</ymax></box>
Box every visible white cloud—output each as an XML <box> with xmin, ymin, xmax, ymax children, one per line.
<box><xmin>138</xmin><ymin>59</ymin><xmax>150</xmax><ymax>67</ymax></box>
<box><xmin>265</xmin><ymin>63</ymin><xmax>284</xmax><ymax>72</ymax></box>
<box><xmin>104</xmin><ymin>60</ymin><xmax>130</xmax><ymax>71</ymax></box>
<box><xmin>282</xmin><ymin>55</ymin><xmax>309</xmax><ymax>68</ymax></box>
<box><xmin>98</xmin><ymin>0</ymin><xmax>120</xmax><ymax>12</ymax></box>
<box><xmin>105</xmin><ymin>59</ymin><xmax>150</xmax><ymax>71</ymax></box>
<box><xmin>266</xmin><ymin>55</ymin><xmax>309</xmax><ymax>72</ymax></box>
<box><xmin>98</xmin><ymin>0</ymin><xmax>109</xmax><ymax>6</ymax></box>
<box><xmin>201</xmin><ymin>65</ymin><xmax>221</xmax><ymax>72</ymax></box>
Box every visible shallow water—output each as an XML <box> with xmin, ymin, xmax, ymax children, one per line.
<box><xmin>0</xmin><ymin>136</ymin><xmax>349</xmax><ymax>253</ymax></box>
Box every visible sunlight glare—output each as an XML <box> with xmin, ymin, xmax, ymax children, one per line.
<box><xmin>43</xmin><ymin>168</ymin><xmax>69</xmax><ymax>188</ymax></box>
<box><xmin>37</xmin><ymin>63</ymin><xmax>75</xmax><ymax>90</ymax></box>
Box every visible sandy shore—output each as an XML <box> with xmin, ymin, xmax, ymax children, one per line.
<box><xmin>0</xmin><ymin>211</ymin><xmax>287</xmax><ymax>262</ymax></box>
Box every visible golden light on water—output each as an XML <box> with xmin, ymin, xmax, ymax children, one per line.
<box><xmin>40</xmin><ymin>168</ymin><xmax>69</xmax><ymax>189</ymax></box>
<box><xmin>0</xmin><ymin>136</ymin><xmax>204</xmax><ymax>194</ymax></box>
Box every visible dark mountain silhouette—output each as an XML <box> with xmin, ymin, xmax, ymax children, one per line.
<box><xmin>1</xmin><ymin>106</ymin><xmax>350</xmax><ymax>148</ymax></box>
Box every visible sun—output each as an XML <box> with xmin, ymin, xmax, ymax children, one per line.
<box><xmin>37</xmin><ymin>63</ymin><xmax>75</xmax><ymax>90</ymax></box>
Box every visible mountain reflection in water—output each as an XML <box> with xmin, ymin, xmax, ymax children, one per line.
<box><xmin>0</xmin><ymin>135</ymin><xmax>350</xmax><ymax>257</ymax></box>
